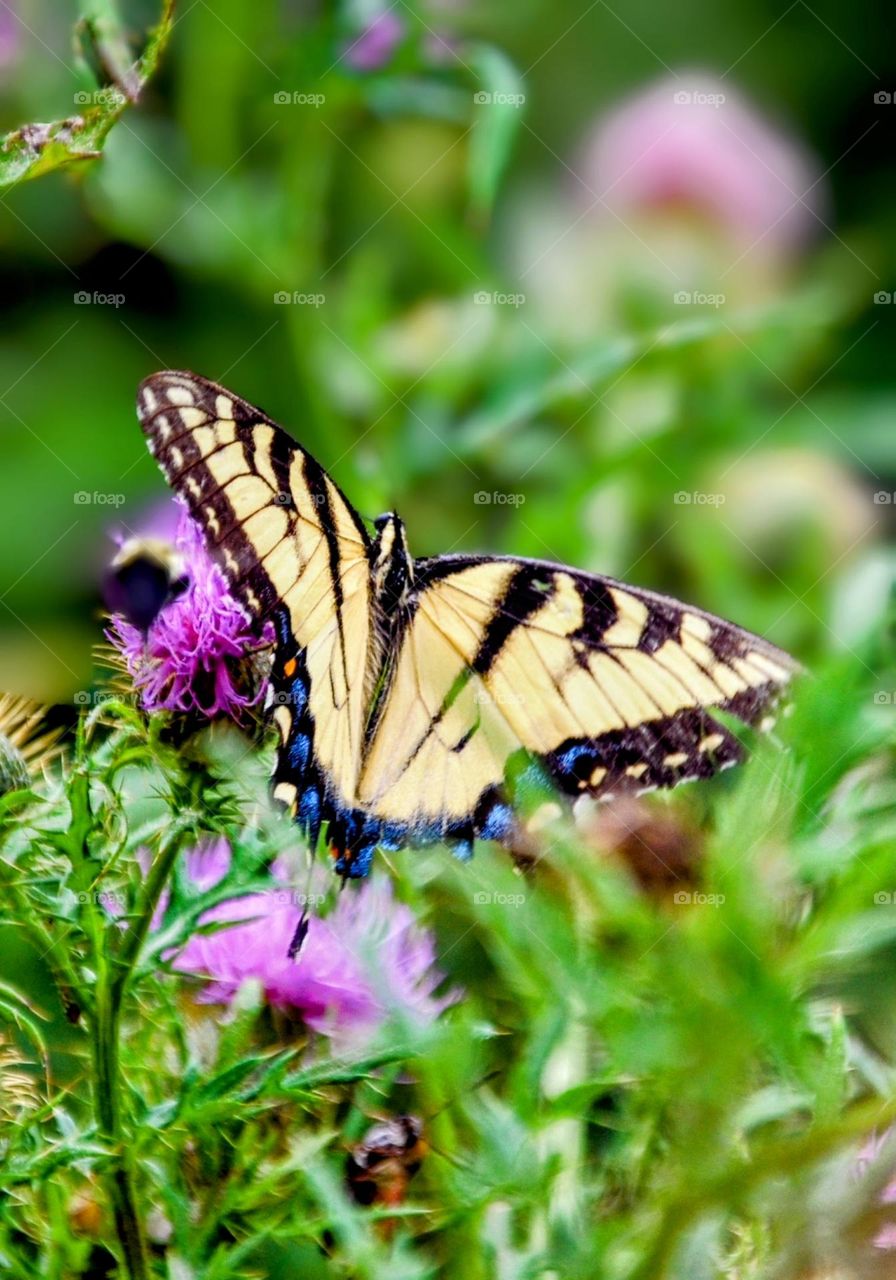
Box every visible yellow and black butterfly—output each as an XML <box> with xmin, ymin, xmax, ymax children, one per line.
<box><xmin>137</xmin><ymin>370</ymin><xmax>798</xmax><ymax>877</ymax></box>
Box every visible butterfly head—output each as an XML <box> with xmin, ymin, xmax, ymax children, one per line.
<box><xmin>372</xmin><ymin>512</ymin><xmax>414</xmax><ymax>611</ymax></box>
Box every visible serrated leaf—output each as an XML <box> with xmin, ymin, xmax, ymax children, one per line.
<box><xmin>193</xmin><ymin>1049</ymin><xmax>298</xmax><ymax>1104</ymax></box>
<box><xmin>282</xmin><ymin>1045</ymin><xmax>415</xmax><ymax>1093</ymax></box>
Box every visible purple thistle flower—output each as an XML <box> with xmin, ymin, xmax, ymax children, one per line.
<box><xmin>165</xmin><ymin>842</ymin><xmax>456</xmax><ymax>1047</ymax></box>
<box><xmin>343</xmin><ymin>10</ymin><xmax>404</xmax><ymax>71</ymax></box>
<box><xmin>106</xmin><ymin>503</ymin><xmax>270</xmax><ymax>722</ymax></box>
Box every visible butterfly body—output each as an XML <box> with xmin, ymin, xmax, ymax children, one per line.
<box><xmin>138</xmin><ymin>371</ymin><xmax>799</xmax><ymax>877</ymax></box>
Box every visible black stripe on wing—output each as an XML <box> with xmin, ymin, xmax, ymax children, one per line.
<box><xmin>137</xmin><ymin>373</ymin><xmax>370</xmax><ymax>622</ymax></box>
<box><xmin>413</xmin><ymin>552</ymin><xmax>798</xmax><ymax>805</ymax></box>
<box><xmin>415</xmin><ymin>553</ymin><xmax>798</xmax><ymax>702</ymax></box>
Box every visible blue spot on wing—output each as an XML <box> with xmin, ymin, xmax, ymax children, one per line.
<box><xmin>557</xmin><ymin>743</ymin><xmax>592</xmax><ymax>772</ymax></box>
<box><xmin>450</xmin><ymin>839</ymin><xmax>474</xmax><ymax>862</ymax></box>
<box><xmin>380</xmin><ymin>824</ymin><xmax>408</xmax><ymax>852</ymax></box>
<box><xmin>289</xmin><ymin>677</ymin><xmax>307</xmax><ymax>715</ymax></box>
<box><xmin>287</xmin><ymin>732</ymin><xmax>310</xmax><ymax>774</ymax></box>
<box><xmin>297</xmin><ymin>786</ymin><xmax>321</xmax><ymax>843</ymax></box>
<box><xmin>273</xmin><ymin>608</ymin><xmax>295</xmax><ymax>650</ymax></box>
<box><xmin>479</xmin><ymin>802</ymin><xmax>513</xmax><ymax>842</ymax></box>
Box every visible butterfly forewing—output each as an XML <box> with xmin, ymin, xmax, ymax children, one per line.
<box><xmin>137</xmin><ymin>371</ymin><xmax>373</xmax><ymax>818</ymax></box>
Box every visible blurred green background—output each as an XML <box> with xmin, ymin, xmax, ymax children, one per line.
<box><xmin>5</xmin><ymin>8</ymin><xmax>896</xmax><ymax>1276</ymax></box>
<box><xmin>1</xmin><ymin>0</ymin><xmax>894</xmax><ymax>702</ymax></box>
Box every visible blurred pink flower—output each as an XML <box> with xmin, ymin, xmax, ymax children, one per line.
<box><xmin>578</xmin><ymin>72</ymin><xmax>820</xmax><ymax>253</ymax></box>
<box><xmin>0</xmin><ymin>3</ymin><xmax>20</xmax><ymax>69</ymax></box>
<box><xmin>344</xmin><ymin>11</ymin><xmax>404</xmax><ymax>71</ymax></box>
<box><xmin>165</xmin><ymin>843</ymin><xmax>456</xmax><ymax>1046</ymax></box>
<box><xmin>107</xmin><ymin>503</ymin><xmax>270</xmax><ymax>722</ymax></box>
<box><xmin>856</xmin><ymin>1130</ymin><xmax>896</xmax><ymax>1250</ymax></box>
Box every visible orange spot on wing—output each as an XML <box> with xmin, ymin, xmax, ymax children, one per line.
<box><xmin>283</xmin><ymin>657</ymin><xmax>297</xmax><ymax>678</ymax></box>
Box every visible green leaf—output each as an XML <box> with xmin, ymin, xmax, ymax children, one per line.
<box><xmin>0</xmin><ymin>980</ymin><xmax>49</xmax><ymax>1069</ymax></box>
<box><xmin>0</xmin><ymin>0</ymin><xmax>175</xmax><ymax>191</ymax></box>
<box><xmin>192</xmin><ymin>1050</ymin><xmax>298</xmax><ymax>1105</ymax></box>
<box><xmin>281</xmin><ymin>1046</ymin><xmax>416</xmax><ymax>1093</ymax></box>
<box><xmin>466</xmin><ymin>43</ymin><xmax>525</xmax><ymax>223</ymax></box>
<box><xmin>76</xmin><ymin>0</ymin><xmax>144</xmax><ymax>99</ymax></box>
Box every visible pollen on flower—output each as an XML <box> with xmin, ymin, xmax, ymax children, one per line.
<box><xmin>106</xmin><ymin>503</ymin><xmax>272</xmax><ymax>722</ymax></box>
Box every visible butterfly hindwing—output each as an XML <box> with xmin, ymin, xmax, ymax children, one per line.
<box><xmin>137</xmin><ymin>371</ymin><xmax>373</xmax><ymax>828</ymax></box>
<box><xmin>355</xmin><ymin>555</ymin><xmax>797</xmax><ymax>848</ymax></box>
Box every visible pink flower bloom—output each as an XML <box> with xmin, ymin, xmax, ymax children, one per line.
<box><xmin>106</xmin><ymin>503</ymin><xmax>270</xmax><ymax>722</ymax></box>
<box><xmin>165</xmin><ymin>843</ymin><xmax>456</xmax><ymax>1047</ymax></box>
<box><xmin>343</xmin><ymin>11</ymin><xmax>404</xmax><ymax>71</ymax></box>
<box><xmin>578</xmin><ymin>72</ymin><xmax>821</xmax><ymax>253</ymax></box>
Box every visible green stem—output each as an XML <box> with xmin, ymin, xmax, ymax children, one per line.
<box><xmin>89</xmin><ymin>825</ymin><xmax>191</xmax><ymax>1276</ymax></box>
<box><xmin>92</xmin><ymin>959</ymin><xmax>149</xmax><ymax>1280</ymax></box>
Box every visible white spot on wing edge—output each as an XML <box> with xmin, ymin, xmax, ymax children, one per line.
<box><xmin>166</xmin><ymin>385</ymin><xmax>195</xmax><ymax>406</ymax></box>
<box><xmin>178</xmin><ymin>406</ymin><xmax>207</xmax><ymax>429</ymax></box>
